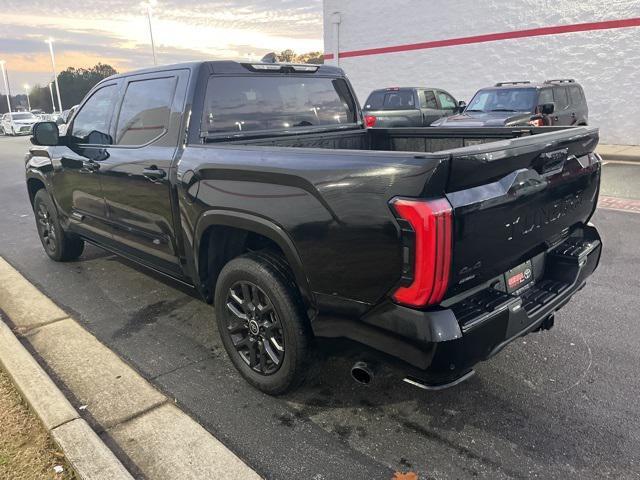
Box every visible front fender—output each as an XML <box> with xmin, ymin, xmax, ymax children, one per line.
<box><xmin>25</xmin><ymin>150</ymin><xmax>53</xmax><ymax>205</ymax></box>
<box><xmin>193</xmin><ymin>209</ymin><xmax>315</xmax><ymax>310</ymax></box>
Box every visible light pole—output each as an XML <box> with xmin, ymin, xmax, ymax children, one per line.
<box><xmin>45</xmin><ymin>38</ymin><xmax>63</xmax><ymax>113</ymax></box>
<box><xmin>23</xmin><ymin>84</ymin><xmax>31</xmax><ymax>111</ymax></box>
<box><xmin>144</xmin><ymin>0</ymin><xmax>158</xmax><ymax>65</ymax></box>
<box><xmin>0</xmin><ymin>60</ymin><xmax>11</xmax><ymax>113</ymax></box>
<box><xmin>48</xmin><ymin>82</ymin><xmax>56</xmax><ymax>113</ymax></box>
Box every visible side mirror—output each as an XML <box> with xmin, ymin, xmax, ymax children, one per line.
<box><xmin>31</xmin><ymin>122</ymin><xmax>59</xmax><ymax>146</ymax></box>
<box><xmin>540</xmin><ymin>103</ymin><xmax>555</xmax><ymax>115</ymax></box>
<box><xmin>455</xmin><ymin>100</ymin><xmax>467</xmax><ymax>113</ymax></box>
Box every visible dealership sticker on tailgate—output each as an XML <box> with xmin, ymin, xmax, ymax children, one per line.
<box><xmin>505</xmin><ymin>260</ymin><xmax>533</xmax><ymax>294</ymax></box>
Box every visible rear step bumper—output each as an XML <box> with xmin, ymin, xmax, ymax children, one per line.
<box><xmin>314</xmin><ymin>224</ymin><xmax>602</xmax><ymax>388</ymax></box>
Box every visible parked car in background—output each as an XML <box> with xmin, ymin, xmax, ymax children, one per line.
<box><xmin>1</xmin><ymin>111</ymin><xmax>39</xmax><ymax>135</ymax></box>
<box><xmin>362</xmin><ymin>87</ymin><xmax>462</xmax><ymax>127</ymax></box>
<box><xmin>432</xmin><ymin>79</ymin><xmax>588</xmax><ymax>127</ymax></box>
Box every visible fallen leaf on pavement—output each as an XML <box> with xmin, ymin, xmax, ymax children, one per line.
<box><xmin>393</xmin><ymin>472</ymin><xmax>418</xmax><ymax>480</ymax></box>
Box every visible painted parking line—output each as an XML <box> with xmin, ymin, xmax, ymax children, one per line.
<box><xmin>598</xmin><ymin>196</ymin><xmax>640</xmax><ymax>214</ymax></box>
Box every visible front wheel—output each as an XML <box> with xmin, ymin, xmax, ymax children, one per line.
<box><xmin>33</xmin><ymin>189</ymin><xmax>84</xmax><ymax>261</ymax></box>
<box><xmin>214</xmin><ymin>253</ymin><xmax>312</xmax><ymax>395</ymax></box>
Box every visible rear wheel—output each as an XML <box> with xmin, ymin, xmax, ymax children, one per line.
<box><xmin>214</xmin><ymin>252</ymin><xmax>312</xmax><ymax>395</ymax></box>
<box><xmin>33</xmin><ymin>189</ymin><xmax>84</xmax><ymax>261</ymax></box>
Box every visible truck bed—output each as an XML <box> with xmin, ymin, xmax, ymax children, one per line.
<box><xmin>207</xmin><ymin>125</ymin><xmax>573</xmax><ymax>153</ymax></box>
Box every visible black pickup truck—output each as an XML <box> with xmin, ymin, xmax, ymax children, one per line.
<box><xmin>26</xmin><ymin>61</ymin><xmax>602</xmax><ymax>395</ymax></box>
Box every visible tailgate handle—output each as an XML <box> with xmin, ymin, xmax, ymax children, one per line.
<box><xmin>508</xmin><ymin>175</ymin><xmax>547</xmax><ymax>198</ymax></box>
<box><xmin>538</xmin><ymin>148</ymin><xmax>568</xmax><ymax>175</ymax></box>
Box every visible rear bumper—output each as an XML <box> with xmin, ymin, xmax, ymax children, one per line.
<box><xmin>313</xmin><ymin>224</ymin><xmax>601</xmax><ymax>385</ymax></box>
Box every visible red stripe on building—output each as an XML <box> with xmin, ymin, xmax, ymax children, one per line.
<box><xmin>324</xmin><ymin>17</ymin><xmax>640</xmax><ymax>60</ymax></box>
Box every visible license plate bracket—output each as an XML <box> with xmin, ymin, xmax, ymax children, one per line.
<box><xmin>504</xmin><ymin>260</ymin><xmax>534</xmax><ymax>294</ymax></box>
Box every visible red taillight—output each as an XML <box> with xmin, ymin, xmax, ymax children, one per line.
<box><xmin>364</xmin><ymin>115</ymin><xmax>377</xmax><ymax>128</ymax></box>
<box><xmin>390</xmin><ymin>197</ymin><xmax>453</xmax><ymax>307</ymax></box>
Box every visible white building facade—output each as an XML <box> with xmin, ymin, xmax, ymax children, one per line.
<box><xmin>323</xmin><ymin>0</ymin><xmax>640</xmax><ymax>145</ymax></box>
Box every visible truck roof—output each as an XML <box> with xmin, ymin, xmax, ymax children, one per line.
<box><xmin>103</xmin><ymin>60</ymin><xmax>343</xmax><ymax>81</ymax></box>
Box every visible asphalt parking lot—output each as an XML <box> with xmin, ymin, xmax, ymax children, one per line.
<box><xmin>1</xmin><ymin>135</ymin><xmax>639</xmax><ymax>479</ymax></box>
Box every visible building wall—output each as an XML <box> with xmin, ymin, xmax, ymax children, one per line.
<box><xmin>323</xmin><ymin>0</ymin><xmax>640</xmax><ymax>145</ymax></box>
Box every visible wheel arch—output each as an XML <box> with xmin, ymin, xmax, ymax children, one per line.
<box><xmin>194</xmin><ymin>210</ymin><xmax>315</xmax><ymax>311</ymax></box>
<box><xmin>26</xmin><ymin>175</ymin><xmax>47</xmax><ymax>206</ymax></box>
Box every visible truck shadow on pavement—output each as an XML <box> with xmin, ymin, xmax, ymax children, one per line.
<box><xmin>44</xmin><ymin>252</ymin><xmax>633</xmax><ymax>478</ymax></box>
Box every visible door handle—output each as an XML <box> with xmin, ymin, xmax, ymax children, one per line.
<box><xmin>80</xmin><ymin>160</ymin><xmax>100</xmax><ymax>173</ymax></box>
<box><xmin>143</xmin><ymin>166</ymin><xmax>166</xmax><ymax>180</ymax></box>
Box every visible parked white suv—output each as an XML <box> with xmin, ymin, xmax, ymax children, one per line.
<box><xmin>1</xmin><ymin>112</ymin><xmax>39</xmax><ymax>135</ymax></box>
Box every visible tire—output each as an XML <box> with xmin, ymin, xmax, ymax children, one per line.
<box><xmin>214</xmin><ymin>252</ymin><xmax>312</xmax><ymax>395</ymax></box>
<box><xmin>33</xmin><ymin>189</ymin><xmax>84</xmax><ymax>261</ymax></box>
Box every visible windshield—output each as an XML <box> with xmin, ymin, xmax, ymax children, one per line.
<box><xmin>201</xmin><ymin>75</ymin><xmax>358</xmax><ymax>135</ymax></box>
<box><xmin>10</xmin><ymin>112</ymin><xmax>36</xmax><ymax>120</ymax></box>
<box><xmin>466</xmin><ymin>88</ymin><xmax>536</xmax><ymax>113</ymax></box>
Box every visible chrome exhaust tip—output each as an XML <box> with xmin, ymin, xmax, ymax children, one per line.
<box><xmin>351</xmin><ymin>361</ymin><xmax>374</xmax><ymax>385</ymax></box>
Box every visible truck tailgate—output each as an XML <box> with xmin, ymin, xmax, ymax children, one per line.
<box><xmin>443</xmin><ymin>127</ymin><xmax>600</xmax><ymax>295</ymax></box>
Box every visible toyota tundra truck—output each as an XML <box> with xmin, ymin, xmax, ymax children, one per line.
<box><xmin>25</xmin><ymin>61</ymin><xmax>602</xmax><ymax>394</ymax></box>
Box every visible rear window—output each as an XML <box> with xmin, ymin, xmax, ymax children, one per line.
<box><xmin>364</xmin><ymin>90</ymin><xmax>416</xmax><ymax>110</ymax></box>
<box><xmin>201</xmin><ymin>75</ymin><xmax>357</xmax><ymax>135</ymax></box>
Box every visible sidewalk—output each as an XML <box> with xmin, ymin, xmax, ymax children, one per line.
<box><xmin>0</xmin><ymin>257</ymin><xmax>262</xmax><ymax>480</ymax></box>
<box><xmin>597</xmin><ymin>144</ymin><xmax>640</xmax><ymax>162</ymax></box>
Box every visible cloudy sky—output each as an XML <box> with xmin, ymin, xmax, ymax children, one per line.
<box><xmin>0</xmin><ymin>0</ymin><xmax>323</xmax><ymax>90</ymax></box>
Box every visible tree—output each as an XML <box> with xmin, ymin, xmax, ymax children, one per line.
<box><xmin>0</xmin><ymin>63</ymin><xmax>119</xmax><ymax>114</ymax></box>
<box><xmin>260</xmin><ymin>50</ymin><xmax>325</xmax><ymax>65</ymax></box>
<box><xmin>57</xmin><ymin>63</ymin><xmax>118</xmax><ymax>109</ymax></box>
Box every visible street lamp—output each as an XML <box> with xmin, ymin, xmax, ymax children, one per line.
<box><xmin>48</xmin><ymin>82</ymin><xmax>56</xmax><ymax>113</ymax></box>
<box><xmin>23</xmin><ymin>84</ymin><xmax>31</xmax><ymax>111</ymax></box>
<box><xmin>143</xmin><ymin>0</ymin><xmax>158</xmax><ymax>65</ymax></box>
<box><xmin>45</xmin><ymin>38</ymin><xmax>63</xmax><ymax>113</ymax></box>
<box><xmin>0</xmin><ymin>60</ymin><xmax>11</xmax><ymax>113</ymax></box>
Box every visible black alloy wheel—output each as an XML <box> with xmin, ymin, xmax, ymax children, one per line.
<box><xmin>214</xmin><ymin>252</ymin><xmax>312</xmax><ymax>394</ymax></box>
<box><xmin>36</xmin><ymin>200</ymin><xmax>58</xmax><ymax>255</ymax></box>
<box><xmin>33</xmin><ymin>189</ymin><xmax>84</xmax><ymax>261</ymax></box>
<box><xmin>225</xmin><ymin>281</ymin><xmax>285</xmax><ymax>375</ymax></box>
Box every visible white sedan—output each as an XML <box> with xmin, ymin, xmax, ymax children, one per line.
<box><xmin>1</xmin><ymin>112</ymin><xmax>39</xmax><ymax>136</ymax></box>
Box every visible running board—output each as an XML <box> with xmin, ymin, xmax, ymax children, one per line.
<box><xmin>403</xmin><ymin>369</ymin><xmax>475</xmax><ymax>391</ymax></box>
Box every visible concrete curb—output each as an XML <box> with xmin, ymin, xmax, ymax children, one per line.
<box><xmin>597</xmin><ymin>145</ymin><xmax>640</xmax><ymax>163</ymax></box>
<box><xmin>0</xmin><ymin>256</ymin><xmax>262</xmax><ymax>479</ymax></box>
<box><xmin>0</xmin><ymin>318</ymin><xmax>134</xmax><ymax>480</ymax></box>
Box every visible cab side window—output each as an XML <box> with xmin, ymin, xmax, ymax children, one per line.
<box><xmin>115</xmin><ymin>77</ymin><xmax>177</xmax><ymax>146</ymax></box>
<box><xmin>552</xmin><ymin>87</ymin><xmax>569</xmax><ymax>110</ymax></box>
<box><xmin>436</xmin><ymin>91</ymin><xmax>456</xmax><ymax>110</ymax></box>
<box><xmin>70</xmin><ymin>84</ymin><xmax>117</xmax><ymax>144</ymax></box>
<box><xmin>569</xmin><ymin>86</ymin><xmax>583</xmax><ymax>106</ymax></box>
<box><xmin>421</xmin><ymin>90</ymin><xmax>438</xmax><ymax>109</ymax></box>
<box><xmin>538</xmin><ymin>89</ymin><xmax>553</xmax><ymax>105</ymax></box>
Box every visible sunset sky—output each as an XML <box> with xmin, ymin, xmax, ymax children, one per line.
<box><xmin>0</xmin><ymin>0</ymin><xmax>323</xmax><ymax>91</ymax></box>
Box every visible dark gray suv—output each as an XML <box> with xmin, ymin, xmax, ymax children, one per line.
<box><xmin>432</xmin><ymin>79</ymin><xmax>588</xmax><ymax>128</ymax></box>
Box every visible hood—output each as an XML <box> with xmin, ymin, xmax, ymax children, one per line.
<box><xmin>12</xmin><ymin>119</ymin><xmax>37</xmax><ymax>125</ymax></box>
<box><xmin>431</xmin><ymin>111</ymin><xmax>534</xmax><ymax>127</ymax></box>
